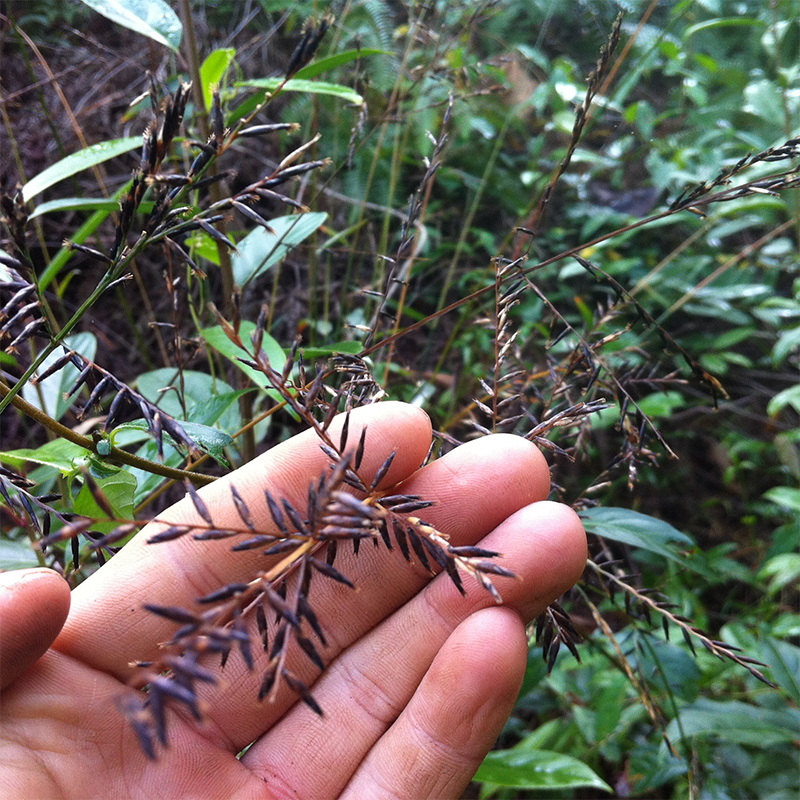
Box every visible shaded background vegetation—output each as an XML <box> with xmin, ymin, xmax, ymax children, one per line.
<box><xmin>1</xmin><ymin>1</ymin><xmax>798</xmax><ymax>797</ymax></box>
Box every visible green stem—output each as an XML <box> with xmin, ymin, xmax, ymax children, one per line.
<box><xmin>0</xmin><ymin>382</ymin><xmax>215</xmax><ymax>486</ymax></box>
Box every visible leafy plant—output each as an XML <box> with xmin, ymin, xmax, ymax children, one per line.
<box><xmin>1</xmin><ymin>0</ymin><xmax>798</xmax><ymax>796</ymax></box>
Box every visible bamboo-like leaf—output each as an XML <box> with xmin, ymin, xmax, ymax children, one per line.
<box><xmin>29</xmin><ymin>197</ymin><xmax>155</xmax><ymax>220</ymax></box>
<box><xmin>0</xmin><ymin>538</ymin><xmax>41</xmax><ymax>570</ymax></box>
<box><xmin>77</xmin><ymin>0</ymin><xmax>182</xmax><ymax>51</ymax></box>
<box><xmin>22</xmin><ymin>138</ymin><xmax>141</xmax><ymax>202</ymax></box>
<box><xmin>200</xmin><ymin>48</ymin><xmax>236</xmax><ymax>111</ymax></box>
<box><xmin>581</xmin><ymin>507</ymin><xmax>697</xmax><ymax>568</ymax></box>
<box><xmin>231</xmin><ymin>213</ymin><xmax>327</xmax><ymax>287</ymax></box>
<box><xmin>292</xmin><ymin>48</ymin><xmax>390</xmax><ymax>80</ymax></box>
<box><xmin>475</xmin><ymin>748</ymin><xmax>612</xmax><ymax>792</ymax></box>
<box><xmin>22</xmin><ymin>333</ymin><xmax>97</xmax><ymax>421</ymax></box>
<box><xmin>236</xmin><ymin>78</ymin><xmax>362</xmax><ymax>105</ymax></box>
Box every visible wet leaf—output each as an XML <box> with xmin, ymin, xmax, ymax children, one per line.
<box><xmin>77</xmin><ymin>0</ymin><xmax>182</xmax><ymax>51</ymax></box>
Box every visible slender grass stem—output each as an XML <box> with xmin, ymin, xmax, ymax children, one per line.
<box><xmin>0</xmin><ymin>382</ymin><xmax>214</xmax><ymax>485</ymax></box>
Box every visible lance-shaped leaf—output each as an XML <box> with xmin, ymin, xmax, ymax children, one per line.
<box><xmin>580</xmin><ymin>507</ymin><xmax>699</xmax><ymax>570</ymax></box>
<box><xmin>77</xmin><ymin>0</ymin><xmax>182</xmax><ymax>51</ymax></box>
<box><xmin>200</xmin><ymin>47</ymin><xmax>236</xmax><ymax>111</ymax></box>
<box><xmin>231</xmin><ymin>212</ymin><xmax>327</xmax><ymax>287</ymax></box>
<box><xmin>292</xmin><ymin>48</ymin><xmax>390</xmax><ymax>80</ymax></box>
<box><xmin>236</xmin><ymin>77</ymin><xmax>363</xmax><ymax>106</ymax></box>
<box><xmin>22</xmin><ymin>138</ymin><xmax>141</xmax><ymax>202</ymax></box>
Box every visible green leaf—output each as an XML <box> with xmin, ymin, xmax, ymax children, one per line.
<box><xmin>132</xmin><ymin>369</ymin><xmax>246</xmax><ymax>467</ymax></box>
<box><xmin>76</xmin><ymin>0</ymin><xmax>182</xmax><ymax>51</ymax></box>
<box><xmin>638</xmin><ymin>637</ymin><xmax>702</xmax><ymax>701</ymax></box>
<box><xmin>193</xmin><ymin>389</ymin><xmax>251</xmax><ymax>428</ymax></box>
<box><xmin>300</xmin><ymin>341</ymin><xmax>363</xmax><ymax>360</ymax></box>
<box><xmin>127</xmin><ymin>369</ymin><xmax>249</xmax><ymax>501</ymax></box>
<box><xmin>135</xmin><ymin>368</ymin><xmax>239</xmax><ymax>423</ymax></box>
<box><xmin>0</xmin><ymin>438</ymin><xmax>92</xmax><ymax>472</ymax></box>
<box><xmin>178</xmin><ymin>422</ymin><xmax>234</xmax><ymax>468</ymax></box>
<box><xmin>236</xmin><ymin>78</ymin><xmax>363</xmax><ymax>105</ymax></box>
<box><xmin>29</xmin><ymin>197</ymin><xmax>154</xmax><ymax>220</ymax></box>
<box><xmin>121</xmin><ymin>418</ymin><xmax>234</xmax><ymax>469</ymax></box>
<box><xmin>124</xmin><ymin>389</ymin><xmax>247</xmax><ymax>502</ymax></box>
<box><xmin>22</xmin><ymin>332</ymin><xmax>97</xmax><ymax>421</ymax></box>
<box><xmin>580</xmin><ymin>507</ymin><xmax>695</xmax><ymax>566</ymax></box>
<box><xmin>758</xmin><ymin>553</ymin><xmax>800</xmax><ymax>595</ymax></box>
<box><xmin>768</xmin><ymin>383</ymin><xmax>800</xmax><ymax>416</ymax></box>
<box><xmin>0</xmin><ymin>539</ymin><xmax>41</xmax><ymax>570</ymax></box>
<box><xmin>666</xmin><ymin>699</ymin><xmax>800</xmax><ymax>747</ymax></box>
<box><xmin>773</xmin><ymin>325</ymin><xmax>800</xmax><ymax>366</ymax></box>
<box><xmin>763</xmin><ymin>487</ymin><xmax>800</xmax><ymax>513</ymax></box>
<box><xmin>760</xmin><ymin>637</ymin><xmax>800</xmax><ymax>705</ymax></box>
<box><xmin>594</xmin><ymin>672</ymin><xmax>631</xmax><ymax>739</ymax></box>
<box><xmin>773</xmin><ymin>613</ymin><xmax>800</xmax><ymax>640</ymax></box>
<box><xmin>22</xmin><ymin>137</ymin><xmax>141</xmax><ymax>202</ymax></box>
<box><xmin>74</xmin><ymin>464</ymin><xmax>136</xmax><ymax>534</ymax></box>
<box><xmin>511</xmin><ymin>720</ymin><xmax>563</xmax><ymax>752</ymax></box>
<box><xmin>185</xmin><ymin>229</ymin><xmax>225</xmax><ymax>265</ymax></box>
<box><xmin>232</xmin><ymin>213</ymin><xmax>327</xmax><ymax>287</ymax></box>
<box><xmin>683</xmin><ymin>17</ymin><xmax>766</xmax><ymax>41</ymax></box>
<box><xmin>227</xmin><ymin>51</ymin><xmax>385</xmax><ymax>124</ymax></box>
<box><xmin>743</xmin><ymin>78</ymin><xmax>785</xmax><ymax>124</ymax></box>
<box><xmin>636</xmin><ymin>391</ymin><xmax>686</xmax><ymax>419</ymax></box>
<box><xmin>475</xmin><ymin>748</ymin><xmax>612</xmax><ymax>792</ymax></box>
<box><xmin>292</xmin><ymin>48</ymin><xmax>390</xmax><ymax>80</ymax></box>
<box><xmin>128</xmin><ymin>437</ymin><xmax>183</xmax><ymax>504</ymax></box>
<box><xmin>200</xmin><ymin>47</ymin><xmax>236</xmax><ymax>111</ymax></box>
<box><xmin>199</xmin><ymin>322</ymin><xmax>287</xmax><ymax>391</ymax></box>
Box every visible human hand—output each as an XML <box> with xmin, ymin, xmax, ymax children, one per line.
<box><xmin>0</xmin><ymin>402</ymin><xmax>585</xmax><ymax>799</ymax></box>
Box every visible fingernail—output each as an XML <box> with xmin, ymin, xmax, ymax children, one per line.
<box><xmin>0</xmin><ymin>568</ymin><xmax>57</xmax><ymax>591</ymax></box>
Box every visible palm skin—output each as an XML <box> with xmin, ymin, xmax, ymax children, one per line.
<box><xmin>0</xmin><ymin>402</ymin><xmax>586</xmax><ymax>799</ymax></box>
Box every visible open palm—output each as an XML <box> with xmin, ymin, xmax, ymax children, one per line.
<box><xmin>0</xmin><ymin>402</ymin><xmax>585</xmax><ymax>800</ymax></box>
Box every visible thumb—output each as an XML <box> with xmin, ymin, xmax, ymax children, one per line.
<box><xmin>0</xmin><ymin>568</ymin><xmax>71</xmax><ymax>691</ymax></box>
